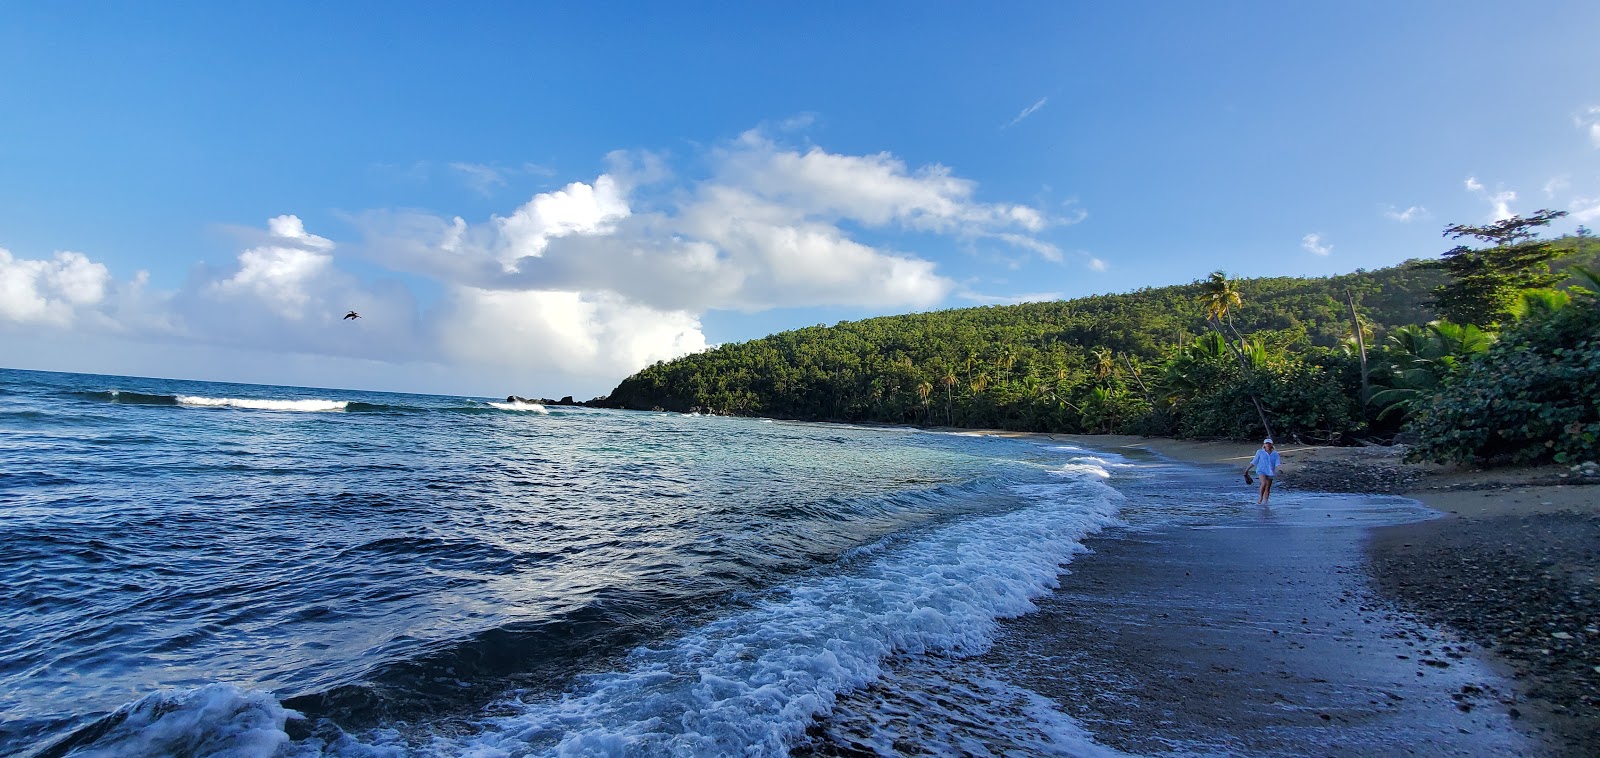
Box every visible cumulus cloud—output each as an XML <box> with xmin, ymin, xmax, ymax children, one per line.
<box><xmin>0</xmin><ymin>249</ymin><xmax>111</xmax><ymax>326</ymax></box>
<box><xmin>434</xmin><ymin>288</ymin><xmax>706</xmax><ymax>378</ymax></box>
<box><xmin>1465</xmin><ymin>176</ymin><xmax>1516</xmax><ymax>220</ymax></box>
<box><xmin>1302</xmin><ymin>233</ymin><xmax>1332</xmax><ymax>256</ymax></box>
<box><xmin>7</xmin><ymin>132</ymin><xmax>1061</xmax><ymax>395</ymax></box>
<box><xmin>354</xmin><ymin>132</ymin><xmax>1056</xmax><ymax>316</ymax></box>
<box><xmin>1382</xmin><ymin>205</ymin><xmax>1427</xmax><ymax>222</ymax></box>
<box><xmin>210</xmin><ymin>215</ymin><xmax>336</xmax><ymax>319</ymax></box>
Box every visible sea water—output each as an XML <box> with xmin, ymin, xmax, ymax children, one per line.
<box><xmin>0</xmin><ymin>368</ymin><xmax>1142</xmax><ymax>757</ymax></box>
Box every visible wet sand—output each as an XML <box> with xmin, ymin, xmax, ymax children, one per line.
<box><xmin>974</xmin><ymin>446</ymin><xmax>1543</xmax><ymax>755</ymax></box>
<box><xmin>910</xmin><ymin>429</ymin><xmax>1600</xmax><ymax>753</ymax></box>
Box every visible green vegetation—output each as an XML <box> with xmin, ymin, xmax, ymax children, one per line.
<box><xmin>1406</xmin><ymin>265</ymin><xmax>1600</xmax><ymax>466</ymax></box>
<box><xmin>599</xmin><ymin>223</ymin><xmax>1600</xmax><ymax>466</ymax></box>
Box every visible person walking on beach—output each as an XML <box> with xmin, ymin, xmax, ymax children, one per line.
<box><xmin>1245</xmin><ymin>438</ymin><xmax>1281</xmax><ymax>505</ymax></box>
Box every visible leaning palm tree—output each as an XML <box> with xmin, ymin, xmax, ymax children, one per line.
<box><xmin>1198</xmin><ymin>270</ymin><xmax>1246</xmax><ymax>342</ymax></box>
<box><xmin>1195</xmin><ymin>270</ymin><xmax>1275</xmax><ymax>439</ymax></box>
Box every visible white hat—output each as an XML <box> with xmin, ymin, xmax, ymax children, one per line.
<box><xmin>1263</xmin><ymin>438</ymin><xmax>1274</xmax><ymax>444</ymax></box>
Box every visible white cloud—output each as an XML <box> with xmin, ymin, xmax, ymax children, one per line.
<box><xmin>1302</xmin><ymin>233</ymin><xmax>1332</xmax><ymax>256</ymax></box>
<box><xmin>1382</xmin><ymin>205</ymin><xmax>1427</xmax><ymax>222</ymax></box>
<box><xmin>448</xmin><ymin>161</ymin><xmax>558</xmax><ymax>195</ymax></box>
<box><xmin>0</xmin><ymin>249</ymin><xmax>111</xmax><ymax>326</ymax></box>
<box><xmin>449</xmin><ymin>162</ymin><xmax>508</xmax><ymax>195</ymax></box>
<box><xmin>354</xmin><ymin>133</ymin><xmax>1056</xmax><ymax>316</ymax></box>
<box><xmin>210</xmin><ymin>215</ymin><xmax>336</xmax><ymax>320</ymax></box>
<box><xmin>959</xmin><ymin>290</ymin><xmax>1063</xmax><ymax>305</ymax></box>
<box><xmin>1577</xmin><ymin>106</ymin><xmax>1600</xmax><ymax>147</ymax></box>
<box><xmin>489</xmin><ymin>176</ymin><xmax>631</xmax><ymax>268</ymax></box>
<box><xmin>1544</xmin><ymin>176</ymin><xmax>1571</xmax><ymax>198</ymax></box>
<box><xmin>9</xmin><ymin>131</ymin><xmax>1061</xmax><ymax>396</ymax></box>
<box><xmin>1464</xmin><ymin>176</ymin><xmax>1516</xmax><ymax>220</ymax></box>
<box><xmin>716</xmin><ymin>131</ymin><xmax>1050</xmax><ymax>234</ymax></box>
<box><xmin>1087</xmin><ymin>257</ymin><xmax>1108</xmax><ymax>271</ymax></box>
<box><xmin>434</xmin><ymin>288</ymin><xmax>706</xmax><ymax>379</ymax></box>
<box><xmin>1003</xmin><ymin>97</ymin><xmax>1048</xmax><ymax>129</ymax></box>
<box><xmin>1572</xmin><ymin>196</ymin><xmax>1600</xmax><ymax>223</ymax></box>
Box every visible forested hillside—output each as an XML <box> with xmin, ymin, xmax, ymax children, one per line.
<box><xmin>598</xmin><ymin>232</ymin><xmax>1599</xmax><ymax>450</ymax></box>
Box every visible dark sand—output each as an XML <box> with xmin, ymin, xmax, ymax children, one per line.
<box><xmin>1368</xmin><ymin>500</ymin><xmax>1600</xmax><ymax>756</ymax></box>
<box><xmin>981</xmin><ymin>491</ymin><xmax>1537</xmax><ymax>755</ymax></box>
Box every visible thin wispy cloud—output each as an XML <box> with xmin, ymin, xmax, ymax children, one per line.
<box><xmin>1544</xmin><ymin>176</ymin><xmax>1571</xmax><ymax>198</ymax></box>
<box><xmin>959</xmin><ymin>290</ymin><xmax>1063</xmax><ymax>305</ymax></box>
<box><xmin>1382</xmin><ymin>205</ymin><xmax>1427</xmax><ymax>222</ymax></box>
<box><xmin>1002</xmin><ymin>97</ymin><xmax>1048</xmax><ymax>129</ymax></box>
<box><xmin>1301</xmin><ymin>233</ymin><xmax>1332</xmax><ymax>256</ymax></box>
<box><xmin>450</xmin><ymin>163</ymin><xmax>509</xmax><ymax>196</ymax></box>
<box><xmin>449</xmin><ymin>162</ymin><xmax>558</xmax><ymax>196</ymax></box>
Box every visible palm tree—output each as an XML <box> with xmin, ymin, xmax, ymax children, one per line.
<box><xmin>1198</xmin><ymin>270</ymin><xmax>1246</xmax><ymax>342</ymax></box>
<box><xmin>916</xmin><ymin>381</ymin><xmax>933</xmax><ymax>423</ymax></box>
<box><xmin>1195</xmin><ymin>270</ymin><xmax>1275</xmax><ymax>439</ymax></box>
<box><xmin>1090</xmin><ymin>347</ymin><xmax>1115</xmax><ymax>380</ymax></box>
<box><xmin>1367</xmin><ymin>321</ymin><xmax>1492</xmax><ymax>421</ymax></box>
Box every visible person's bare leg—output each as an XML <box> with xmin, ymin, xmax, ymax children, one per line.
<box><xmin>1260</xmin><ymin>475</ymin><xmax>1273</xmax><ymax>505</ymax></box>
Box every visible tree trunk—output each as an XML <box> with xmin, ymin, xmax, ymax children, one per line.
<box><xmin>1210</xmin><ymin>316</ymin><xmax>1276</xmax><ymax>440</ymax></box>
<box><xmin>1345</xmin><ymin>289</ymin><xmax>1370</xmax><ymax>402</ymax></box>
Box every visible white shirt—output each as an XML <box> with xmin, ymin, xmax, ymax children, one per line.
<box><xmin>1251</xmin><ymin>449</ymin><xmax>1281</xmax><ymax>477</ymax></box>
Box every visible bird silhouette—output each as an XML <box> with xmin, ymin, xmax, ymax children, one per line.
<box><xmin>343</xmin><ymin>311</ymin><xmax>361</xmax><ymax>320</ymax></box>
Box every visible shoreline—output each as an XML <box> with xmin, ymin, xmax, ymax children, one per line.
<box><xmin>967</xmin><ymin>430</ymin><xmax>1598</xmax><ymax>754</ymax></box>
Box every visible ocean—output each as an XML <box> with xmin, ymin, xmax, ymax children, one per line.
<box><xmin>1</xmin><ymin>368</ymin><xmax>1144</xmax><ymax>757</ymax></box>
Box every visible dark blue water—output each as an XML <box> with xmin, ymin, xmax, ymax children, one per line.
<box><xmin>0</xmin><ymin>368</ymin><xmax>1135</xmax><ymax>756</ymax></box>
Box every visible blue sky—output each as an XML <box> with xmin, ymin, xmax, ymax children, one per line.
<box><xmin>3</xmin><ymin>2</ymin><xmax>1598</xmax><ymax>397</ymax></box>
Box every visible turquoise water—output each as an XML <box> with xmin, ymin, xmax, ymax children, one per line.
<box><xmin>0</xmin><ymin>368</ymin><xmax>1128</xmax><ymax>756</ymax></box>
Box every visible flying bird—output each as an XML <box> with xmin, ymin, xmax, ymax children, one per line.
<box><xmin>343</xmin><ymin>311</ymin><xmax>361</xmax><ymax>320</ymax></box>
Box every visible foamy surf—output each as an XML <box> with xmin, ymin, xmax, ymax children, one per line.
<box><xmin>175</xmin><ymin>396</ymin><xmax>350</xmax><ymax>412</ymax></box>
<box><xmin>403</xmin><ymin>464</ymin><xmax>1122</xmax><ymax>756</ymax></box>
<box><xmin>87</xmin><ymin>462</ymin><xmax>1122</xmax><ymax>758</ymax></box>
<box><xmin>487</xmin><ymin>400</ymin><xmax>549</xmax><ymax>413</ymax></box>
<box><xmin>48</xmin><ymin>684</ymin><xmax>296</xmax><ymax>758</ymax></box>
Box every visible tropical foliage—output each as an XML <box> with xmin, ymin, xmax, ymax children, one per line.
<box><xmin>1407</xmin><ymin>266</ymin><xmax>1600</xmax><ymax>465</ymax></box>
<box><xmin>596</xmin><ymin>228</ymin><xmax>1600</xmax><ymax>465</ymax></box>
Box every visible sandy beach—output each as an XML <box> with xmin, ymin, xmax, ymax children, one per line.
<box><xmin>970</xmin><ymin>431</ymin><xmax>1599</xmax><ymax>755</ymax></box>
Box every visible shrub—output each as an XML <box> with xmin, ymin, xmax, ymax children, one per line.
<box><xmin>1406</xmin><ymin>298</ymin><xmax>1600</xmax><ymax>465</ymax></box>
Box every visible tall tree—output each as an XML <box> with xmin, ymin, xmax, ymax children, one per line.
<box><xmin>1432</xmin><ymin>209</ymin><xmax>1569</xmax><ymax>327</ymax></box>
<box><xmin>1196</xmin><ymin>271</ymin><xmax>1276</xmax><ymax>439</ymax></box>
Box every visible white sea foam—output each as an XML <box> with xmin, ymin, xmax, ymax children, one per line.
<box><xmin>426</xmin><ymin>464</ymin><xmax>1124</xmax><ymax>756</ymax></box>
<box><xmin>72</xmin><ymin>457</ymin><xmax>1124</xmax><ymax>757</ymax></box>
<box><xmin>176</xmin><ymin>395</ymin><xmax>349</xmax><ymax>412</ymax></box>
<box><xmin>488</xmin><ymin>401</ymin><xmax>549</xmax><ymax>413</ymax></box>
<box><xmin>66</xmin><ymin>684</ymin><xmax>296</xmax><ymax>758</ymax></box>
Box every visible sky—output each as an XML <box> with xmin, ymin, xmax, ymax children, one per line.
<box><xmin>3</xmin><ymin>2</ymin><xmax>1599</xmax><ymax>398</ymax></box>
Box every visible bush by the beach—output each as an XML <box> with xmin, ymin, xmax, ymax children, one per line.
<box><xmin>1168</xmin><ymin>354</ymin><xmax>1355</xmax><ymax>442</ymax></box>
<box><xmin>1405</xmin><ymin>294</ymin><xmax>1600</xmax><ymax>465</ymax></box>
